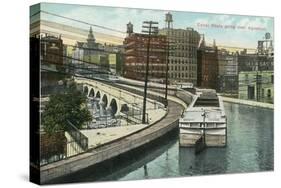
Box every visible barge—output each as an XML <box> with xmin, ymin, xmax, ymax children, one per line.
<box><xmin>179</xmin><ymin>89</ymin><xmax>227</xmax><ymax>147</ymax></box>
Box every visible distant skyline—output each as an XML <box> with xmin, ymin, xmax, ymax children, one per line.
<box><xmin>31</xmin><ymin>3</ymin><xmax>274</xmax><ymax>49</ymax></box>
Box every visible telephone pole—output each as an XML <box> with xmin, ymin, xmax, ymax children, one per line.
<box><xmin>164</xmin><ymin>12</ymin><xmax>173</xmax><ymax>108</ymax></box>
<box><xmin>256</xmin><ymin>58</ymin><xmax>261</xmax><ymax>102</ymax></box>
<box><xmin>142</xmin><ymin>21</ymin><xmax>158</xmax><ymax>124</ymax></box>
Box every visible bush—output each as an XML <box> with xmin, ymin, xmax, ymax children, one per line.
<box><xmin>42</xmin><ymin>82</ymin><xmax>92</xmax><ymax>135</ymax></box>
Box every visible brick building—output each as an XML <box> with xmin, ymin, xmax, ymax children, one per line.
<box><xmin>123</xmin><ymin>32</ymin><xmax>167</xmax><ymax>81</ymax></box>
<box><xmin>217</xmin><ymin>49</ymin><xmax>238</xmax><ymax>94</ymax></box>
<box><xmin>197</xmin><ymin>43</ymin><xmax>219</xmax><ymax>90</ymax></box>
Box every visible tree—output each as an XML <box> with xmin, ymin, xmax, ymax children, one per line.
<box><xmin>42</xmin><ymin>82</ymin><xmax>92</xmax><ymax>135</ymax></box>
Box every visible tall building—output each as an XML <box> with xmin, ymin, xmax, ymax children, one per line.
<box><xmin>123</xmin><ymin>22</ymin><xmax>167</xmax><ymax>81</ymax></box>
<box><xmin>217</xmin><ymin>49</ymin><xmax>238</xmax><ymax>94</ymax></box>
<box><xmin>159</xmin><ymin>18</ymin><xmax>200</xmax><ymax>85</ymax></box>
<box><xmin>197</xmin><ymin>39</ymin><xmax>219</xmax><ymax>90</ymax></box>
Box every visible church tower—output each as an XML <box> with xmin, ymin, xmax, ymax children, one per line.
<box><xmin>87</xmin><ymin>26</ymin><xmax>97</xmax><ymax>48</ymax></box>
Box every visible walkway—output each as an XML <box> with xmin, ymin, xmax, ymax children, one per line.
<box><xmin>222</xmin><ymin>96</ymin><xmax>274</xmax><ymax>109</ymax></box>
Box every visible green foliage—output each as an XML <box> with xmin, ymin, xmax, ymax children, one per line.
<box><xmin>42</xmin><ymin>82</ymin><xmax>92</xmax><ymax>135</ymax></box>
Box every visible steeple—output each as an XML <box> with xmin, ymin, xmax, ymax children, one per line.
<box><xmin>87</xmin><ymin>26</ymin><xmax>95</xmax><ymax>42</ymax></box>
<box><xmin>86</xmin><ymin>26</ymin><xmax>97</xmax><ymax>50</ymax></box>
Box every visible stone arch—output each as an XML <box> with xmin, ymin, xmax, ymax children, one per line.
<box><xmin>83</xmin><ymin>86</ymin><xmax>89</xmax><ymax>95</ymax></box>
<box><xmin>102</xmin><ymin>94</ymin><xmax>108</xmax><ymax>107</ymax></box>
<box><xmin>96</xmin><ymin>91</ymin><xmax>101</xmax><ymax>99</ymax></box>
<box><xmin>89</xmin><ymin>88</ymin><xmax>95</xmax><ymax>97</ymax></box>
<box><xmin>109</xmin><ymin>99</ymin><xmax>118</xmax><ymax>116</ymax></box>
<box><xmin>120</xmin><ymin>104</ymin><xmax>129</xmax><ymax>113</ymax></box>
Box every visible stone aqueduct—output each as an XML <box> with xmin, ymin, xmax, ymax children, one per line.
<box><xmin>76</xmin><ymin>77</ymin><xmax>165</xmax><ymax>119</ymax></box>
<box><xmin>82</xmin><ymin>85</ymin><xmax>123</xmax><ymax>116</ymax></box>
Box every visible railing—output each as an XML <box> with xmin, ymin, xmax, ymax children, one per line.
<box><xmin>119</xmin><ymin>111</ymin><xmax>149</xmax><ymax>125</ymax></box>
<box><xmin>97</xmin><ymin>79</ymin><xmax>168</xmax><ymax>105</ymax></box>
<box><xmin>40</xmin><ymin>121</ymin><xmax>89</xmax><ymax>166</ymax></box>
<box><xmin>83</xmin><ymin>110</ymin><xmax>148</xmax><ymax>129</ymax></box>
<box><xmin>66</xmin><ymin>120</ymin><xmax>88</xmax><ymax>151</ymax></box>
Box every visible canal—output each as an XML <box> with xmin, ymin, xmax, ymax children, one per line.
<box><xmin>50</xmin><ymin>102</ymin><xmax>273</xmax><ymax>184</ymax></box>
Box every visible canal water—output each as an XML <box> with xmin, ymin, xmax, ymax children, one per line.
<box><xmin>50</xmin><ymin>102</ymin><xmax>273</xmax><ymax>184</ymax></box>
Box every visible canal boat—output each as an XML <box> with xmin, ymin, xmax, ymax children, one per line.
<box><xmin>179</xmin><ymin>89</ymin><xmax>227</xmax><ymax>147</ymax></box>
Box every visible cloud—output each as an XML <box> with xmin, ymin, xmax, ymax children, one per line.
<box><xmin>39</xmin><ymin>3</ymin><xmax>274</xmax><ymax>49</ymax></box>
<box><xmin>41</xmin><ymin>4</ymin><xmax>167</xmax><ymax>39</ymax></box>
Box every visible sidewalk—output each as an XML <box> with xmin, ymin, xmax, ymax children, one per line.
<box><xmin>222</xmin><ymin>96</ymin><xmax>274</xmax><ymax>109</ymax></box>
<box><xmin>80</xmin><ymin>107</ymin><xmax>167</xmax><ymax>149</ymax></box>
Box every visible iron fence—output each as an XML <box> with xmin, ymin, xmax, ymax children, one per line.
<box><xmin>40</xmin><ymin>121</ymin><xmax>89</xmax><ymax>166</ymax></box>
<box><xmin>66</xmin><ymin>120</ymin><xmax>88</xmax><ymax>151</ymax></box>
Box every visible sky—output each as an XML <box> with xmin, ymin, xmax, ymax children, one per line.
<box><xmin>30</xmin><ymin>2</ymin><xmax>274</xmax><ymax>49</ymax></box>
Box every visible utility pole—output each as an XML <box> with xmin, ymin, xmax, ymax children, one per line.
<box><xmin>164</xmin><ymin>12</ymin><xmax>173</xmax><ymax>108</ymax></box>
<box><xmin>256</xmin><ymin>56</ymin><xmax>261</xmax><ymax>102</ymax></box>
<box><xmin>142</xmin><ymin>21</ymin><xmax>158</xmax><ymax>124</ymax></box>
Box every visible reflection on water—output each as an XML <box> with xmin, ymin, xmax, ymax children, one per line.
<box><xmin>51</xmin><ymin>102</ymin><xmax>273</xmax><ymax>183</ymax></box>
<box><xmin>120</xmin><ymin>102</ymin><xmax>273</xmax><ymax>180</ymax></box>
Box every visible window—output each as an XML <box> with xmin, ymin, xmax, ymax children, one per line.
<box><xmin>267</xmin><ymin>89</ymin><xmax>271</xmax><ymax>97</ymax></box>
<box><xmin>271</xmin><ymin>75</ymin><xmax>274</xmax><ymax>84</ymax></box>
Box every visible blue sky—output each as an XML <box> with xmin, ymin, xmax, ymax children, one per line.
<box><xmin>30</xmin><ymin>3</ymin><xmax>274</xmax><ymax>49</ymax></box>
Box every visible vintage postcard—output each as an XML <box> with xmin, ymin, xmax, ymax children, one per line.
<box><xmin>29</xmin><ymin>3</ymin><xmax>274</xmax><ymax>185</ymax></box>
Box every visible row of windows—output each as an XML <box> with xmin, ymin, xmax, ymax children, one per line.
<box><xmin>169</xmin><ymin>72</ymin><xmax>195</xmax><ymax>79</ymax></box>
<box><xmin>134</xmin><ymin>44</ymin><xmax>167</xmax><ymax>50</ymax></box>
<box><xmin>169</xmin><ymin>52</ymin><xmax>196</xmax><ymax>57</ymax></box>
<box><xmin>170</xmin><ymin>66</ymin><xmax>196</xmax><ymax>71</ymax></box>
<box><xmin>244</xmin><ymin>74</ymin><xmax>274</xmax><ymax>84</ymax></box>
<box><xmin>169</xmin><ymin>45</ymin><xmax>197</xmax><ymax>51</ymax></box>
<box><xmin>168</xmin><ymin>32</ymin><xmax>199</xmax><ymax>40</ymax></box>
<box><xmin>169</xmin><ymin>59</ymin><xmax>197</xmax><ymax>64</ymax></box>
